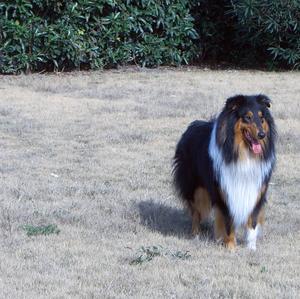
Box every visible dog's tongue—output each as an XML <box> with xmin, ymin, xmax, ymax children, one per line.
<box><xmin>252</xmin><ymin>142</ymin><xmax>262</xmax><ymax>154</ymax></box>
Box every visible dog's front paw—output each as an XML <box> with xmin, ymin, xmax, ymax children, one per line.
<box><xmin>247</xmin><ymin>240</ymin><xmax>257</xmax><ymax>251</ymax></box>
<box><xmin>245</xmin><ymin>226</ymin><xmax>259</xmax><ymax>251</ymax></box>
<box><xmin>224</xmin><ymin>239</ymin><xmax>236</xmax><ymax>251</ymax></box>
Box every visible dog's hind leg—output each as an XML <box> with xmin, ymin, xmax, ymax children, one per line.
<box><xmin>191</xmin><ymin>187</ymin><xmax>212</xmax><ymax>236</ymax></box>
<box><xmin>191</xmin><ymin>209</ymin><xmax>200</xmax><ymax>236</ymax></box>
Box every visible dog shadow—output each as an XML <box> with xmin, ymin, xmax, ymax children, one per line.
<box><xmin>137</xmin><ymin>200</ymin><xmax>214</xmax><ymax>239</ymax></box>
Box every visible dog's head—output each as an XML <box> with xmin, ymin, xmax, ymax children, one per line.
<box><xmin>217</xmin><ymin>94</ymin><xmax>276</xmax><ymax>160</ymax></box>
<box><xmin>226</xmin><ymin>94</ymin><xmax>273</xmax><ymax>155</ymax></box>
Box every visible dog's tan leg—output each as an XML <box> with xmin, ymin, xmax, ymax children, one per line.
<box><xmin>214</xmin><ymin>207</ymin><xmax>236</xmax><ymax>250</ymax></box>
<box><xmin>191</xmin><ymin>187</ymin><xmax>212</xmax><ymax>236</ymax></box>
<box><xmin>191</xmin><ymin>210</ymin><xmax>200</xmax><ymax>236</ymax></box>
<box><xmin>194</xmin><ymin>187</ymin><xmax>211</xmax><ymax>221</ymax></box>
<box><xmin>257</xmin><ymin>208</ymin><xmax>265</xmax><ymax>226</ymax></box>
<box><xmin>224</xmin><ymin>230</ymin><xmax>236</xmax><ymax>250</ymax></box>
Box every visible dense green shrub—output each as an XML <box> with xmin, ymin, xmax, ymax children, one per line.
<box><xmin>0</xmin><ymin>0</ymin><xmax>299</xmax><ymax>73</ymax></box>
<box><xmin>190</xmin><ymin>0</ymin><xmax>235</xmax><ymax>62</ymax></box>
<box><xmin>0</xmin><ymin>0</ymin><xmax>198</xmax><ymax>73</ymax></box>
<box><xmin>191</xmin><ymin>0</ymin><xmax>300</xmax><ymax>69</ymax></box>
<box><xmin>230</xmin><ymin>0</ymin><xmax>300</xmax><ymax>69</ymax></box>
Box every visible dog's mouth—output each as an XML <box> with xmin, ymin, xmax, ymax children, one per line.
<box><xmin>243</xmin><ymin>130</ymin><xmax>262</xmax><ymax>155</ymax></box>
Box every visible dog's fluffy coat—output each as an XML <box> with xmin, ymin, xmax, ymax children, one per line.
<box><xmin>173</xmin><ymin>94</ymin><xmax>276</xmax><ymax>250</ymax></box>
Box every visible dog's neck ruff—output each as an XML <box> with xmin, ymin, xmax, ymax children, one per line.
<box><xmin>209</xmin><ymin>121</ymin><xmax>273</xmax><ymax>227</ymax></box>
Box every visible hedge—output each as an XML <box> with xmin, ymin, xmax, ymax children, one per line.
<box><xmin>0</xmin><ymin>0</ymin><xmax>299</xmax><ymax>73</ymax></box>
<box><xmin>230</xmin><ymin>0</ymin><xmax>300</xmax><ymax>69</ymax></box>
<box><xmin>0</xmin><ymin>0</ymin><xmax>198</xmax><ymax>73</ymax></box>
<box><xmin>191</xmin><ymin>0</ymin><xmax>300</xmax><ymax>69</ymax></box>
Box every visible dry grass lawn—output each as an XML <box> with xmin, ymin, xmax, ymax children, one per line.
<box><xmin>0</xmin><ymin>68</ymin><xmax>299</xmax><ymax>298</ymax></box>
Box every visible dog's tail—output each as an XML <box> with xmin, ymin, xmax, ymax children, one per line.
<box><xmin>172</xmin><ymin>139</ymin><xmax>195</xmax><ymax>203</ymax></box>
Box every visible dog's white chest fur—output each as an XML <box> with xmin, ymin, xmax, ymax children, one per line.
<box><xmin>209</xmin><ymin>123</ymin><xmax>272</xmax><ymax>227</ymax></box>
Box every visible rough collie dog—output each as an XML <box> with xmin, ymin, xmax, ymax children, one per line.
<box><xmin>173</xmin><ymin>94</ymin><xmax>276</xmax><ymax>250</ymax></box>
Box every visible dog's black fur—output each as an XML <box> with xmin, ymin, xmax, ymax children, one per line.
<box><xmin>172</xmin><ymin>94</ymin><xmax>276</xmax><ymax>248</ymax></box>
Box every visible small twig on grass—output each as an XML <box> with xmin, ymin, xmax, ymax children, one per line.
<box><xmin>1</xmin><ymin>208</ymin><xmax>13</xmax><ymax>237</ymax></box>
<box><xmin>130</xmin><ymin>245</ymin><xmax>191</xmax><ymax>265</ymax></box>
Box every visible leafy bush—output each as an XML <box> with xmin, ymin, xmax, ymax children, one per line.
<box><xmin>190</xmin><ymin>0</ymin><xmax>235</xmax><ymax>62</ymax></box>
<box><xmin>230</xmin><ymin>0</ymin><xmax>300</xmax><ymax>69</ymax></box>
<box><xmin>1</xmin><ymin>0</ymin><xmax>299</xmax><ymax>73</ymax></box>
<box><xmin>191</xmin><ymin>0</ymin><xmax>300</xmax><ymax>69</ymax></box>
<box><xmin>0</xmin><ymin>0</ymin><xmax>198</xmax><ymax>73</ymax></box>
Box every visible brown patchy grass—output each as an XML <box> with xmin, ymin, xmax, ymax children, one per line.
<box><xmin>0</xmin><ymin>69</ymin><xmax>299</xmax><ymax>298</ymax></box>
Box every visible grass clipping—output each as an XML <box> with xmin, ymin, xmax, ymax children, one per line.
<box><xmin>130</xmin><ymin>245</ymin><xmax>191</xmax><ymax>265</ymax></box>
<box><xmin>23</xmin><ymin>224</ymin><xmax>60</xmax><ymax>237</ymax></box>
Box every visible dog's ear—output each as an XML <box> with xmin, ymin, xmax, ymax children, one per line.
<box><xmin>225</xmin><ymin>95</ymin><xmax>245</xmax><ymax>111</ymax></box>
<box><xmin>257</xmin><ymin>94</ymin><xmax>271</xmax><ymax>108</ymax></box>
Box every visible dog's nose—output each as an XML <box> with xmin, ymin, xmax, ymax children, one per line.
<box><xmin>258</xmin><ymin>131</ymin><xmax>265</xmax><ymax>139</ymax></box>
